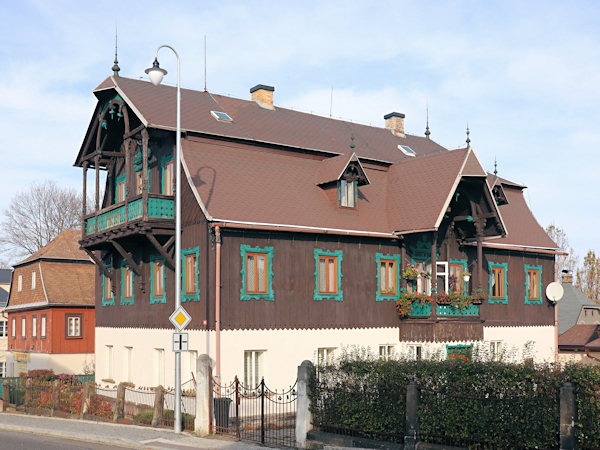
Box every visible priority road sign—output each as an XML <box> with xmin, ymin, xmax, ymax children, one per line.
<box><xmin>173</xmin><ymin>332</ymin><xmax>189</xmax><ymax>352</ymax></box>
<box><xmin>169</xmin><ymin>306</ymin><xmax>191</xmax><ymax>331</ymax></box>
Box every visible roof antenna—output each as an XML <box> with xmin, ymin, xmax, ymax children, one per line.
<box><xmin>494</xmin><ymin>157</ymin><xmax>498</xmax><ymax>176</ymax></box>
<box><xmin>203</xmin><ymin>35</ymin><xmax>207</xmax><ymax>92</ymax></box>
<box><xmin>466</xmin><ymin>124</ymin><xmax>471</xmax><ymax>149</ymax></box>
<box><xmin>112</xmin><ymin>24</ymin><xmax>120</xmax><ymax>77</ymax></box>
<box><xmin>329</xmin><ymin>86</ymin><xmax>333</xmax><ymax>118</ymax></box>
<box><xmin>425</xmin><ymin>102</ymin><xmax>431</xmax><ymax>139</ymax></box>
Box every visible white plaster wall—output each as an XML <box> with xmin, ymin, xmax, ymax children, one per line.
<box><xmin>558</xmin><ymin>351</ymin><xmax>600</xmax><ymax>366</ymax></box>
<box><xmin>483</xmin><ymin>326</ymin><xmax>555</xmax><ymax>363</ymax></box>
<box><xmin>5</xmin><ymin>352</ymin><xmax>94</xmax><ymax>377</ymax></box>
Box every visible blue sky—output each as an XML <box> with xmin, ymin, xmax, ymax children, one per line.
<box><xmin>1</xmin><ymin>0</ymin><xmax>599</xmax><ymax>265</ymax></box>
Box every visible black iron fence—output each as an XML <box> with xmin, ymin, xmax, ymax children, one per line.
<box><xmin>212</xmin><ymin>376</ymin><xmax>297</xmax><ymax>448</ymax></box>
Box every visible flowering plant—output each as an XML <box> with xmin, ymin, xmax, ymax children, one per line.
<box><xmin>395</xmin><ymin>292</ymin><xmax>434</xmax><ymax>318</ymax></box>
<box><xmin>435</xmin><ymin>291</ymin><xmax>472</xmax><ymax>309</ymax></box>
<box><xmin>401</xmin><ymin>264</ymin><xmax>419</xmax><ymax>279</ymax></box>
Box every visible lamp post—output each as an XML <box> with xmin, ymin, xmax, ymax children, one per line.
<box><xmin>145</xmin><ymin>45</ymin><xmax>182</xmax><ymax>434</ymax></box>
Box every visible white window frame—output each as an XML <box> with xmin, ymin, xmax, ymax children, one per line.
<box><xmin>379</xmin><ymin>345</ymin><xmax>395</xmax><ymax>361</ymax></box>
<box><xmin>40</xmin><ymin>315</ymin><xmax>46</xmax><ymax>339</ymax></box>
<box><xmin>436</xmin><ymin>262</ymin><xmax>449</xmax><ymax>293</ymax></box>
<box><xmin>244</xmin><ymin>350</ymin><xmax>265</xmax><ymax>388</ymax></box>
<box><xmin>415</xmin><ymin>262</ymin><xmax>431</xmax><ymax>294</ymax></box>
<box><xmin>21</xmin><ymin>317</ymin><xmax>26</xmax><ymax>338</ymax></box>
<box><xmin>0</xmin><ymin>361</ymin><xmax>5</xmax><ymax>378</ymax></box>
<box><xmin>340</xmin><ymin>179</ymin><xmax>356</xmax><ymax>207</ymax></box>
<box><xmin>490</xmin><ymin>341</ymin><xmax>503</xmax><ymax>361</ymax></box>
<box><xmin>67</xmin><ymin>316</ymin><xmax>81</xmax><ymax>337</ymax></box>
<box><xmin>32</xmin><ymin>316</ymin><xmax>37</xmax><ymax>338</ymax></box>
<box><xmin>0</xmin><ymin>320</ymin><xmax>7</xmax><ymax>338</ymax></box>
<box><xmin>31</xmin><ymin>271</ymin><xmax>36</xmax><ymax>290</ymax></box>
<box><xmin>17</xmin><ymin>275</ymin><xmax>22</xmax><ymax>292</ymax></box>
<box><xmin>317</xmin><ymin>347</ymin><xmax>336</xmax><ymax>366</ymax></box>
<box><xmin>407</xmin><ymin>344</ymin><xmax>422</xmax><ymax>361</ymax></box>
<box><xmin>11</xmin><ymin>318</ymin><xmax>15</xmax><ymax>338</ymax></box>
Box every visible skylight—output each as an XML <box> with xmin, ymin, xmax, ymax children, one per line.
<box><xmin>398</xmin><ymin>145</ymin><xmax>416</xmax><ymax>157</ymax></box>
<box><xmin>210</xmin><ymin>111</ymin><xmax>233</xmax><ymax>123</ymax></box>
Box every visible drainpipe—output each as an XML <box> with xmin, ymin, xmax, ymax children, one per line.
<box><xmin>215</xmin><ymin>226</ymin><xmax>221</xmax><ymax>381</ymax></box>
<box><xmin>554</xmin><ymin>255</ymin><xmax>566</xmax><ymax>363</ymax></box>
<box><xmin>585</xmin><ymin>347</ymin><xmax>600</xmax><ymax>363</ymax></box>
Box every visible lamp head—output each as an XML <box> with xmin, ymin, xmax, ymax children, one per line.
<box><xmin>463</xmin><ymin>274</ymin><xmax>471</xmax><ymax>283</ymax></box>
<box><xmin>145</xmin><ymin>58</ymin><xmax>167</xmax><ymax>86</ymax></box>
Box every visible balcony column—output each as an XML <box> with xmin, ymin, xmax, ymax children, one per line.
<box><xmin>142</xmin><ymin>129</ymin><xmax>149</xmax><ymax>222</ymax></box>
<box><xmin>400</xmin><ymin>238</ymin><xmax>407</xmax><ymax>291</ymax></box>
<box><xmin>431</xmin><ymin>231</ymin><xmax>437</xmax><ymax>320</ymax></box>
<box><xmin>82</xmin><ymin>162</ymin><xmax>88</xmax><ymax>236</ymax></box>
<box><xmin>124</xmin><ymin>139</ymin><xmax>131</xmax><ymax>221</ymax></box>
<box><xmin>94</xmin><ymin>155</ymin><xmax>99</xmax><ymax>234</ymax></box>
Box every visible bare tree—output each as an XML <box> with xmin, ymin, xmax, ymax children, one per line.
<box><xmin>545</xmin><ymin>223</ymin><xmax>579</xmax><ymax>278</ymax></box>
<box><xmin>576</xmin><ymin>250</ymin><xmax>600</xmax><ymax>304</ymax></box>
<box><xmin>0</xmin><ymin>180</ymin><xmax>83</xmax><ymax>260</ymax></box>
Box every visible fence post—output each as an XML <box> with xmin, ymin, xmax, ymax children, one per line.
<box><xmin>152</xmin><ymin>385</ymin><xmax>164</xmax><ymax>427</ymax></box>
<box><xmin>80</xmin><ymin>381</ymin><xmax>93</xmax><ymax>418</ymax></box>
<box><xmin>51</xmin><ymin>379</ymin><xmax>60</xmax><ymax>416</ymax></box>
<box><xmin>560</xmin><ymin>382</ymin><xmax>576</xmax><ymax>450</ymax></box>
<box><xmin>194</xmin><ymin>354</ymin><xmax>212</xmax><ymax>436</ymax></box>
<box><xmin>24</xmin><ymin>378</ymin><xmax>32</xmax><ymax>406</ymax></box>
<box><xmin>404</xmin><ymin>381</ymin><xmax>420</xmax><ymax>450</ymax></box>
<box><xmin>3</xmin><ymin>382</ymin><xmax>9</xmax><ymax>410</ymax></box>
<box><xmin>295</xmin><ymin>360</ymin><xmax>314</xmax><ymax>449</ymax></box>
<box><xmin>113</xmin><ymin>382</ymin><xmax>125</xmax><ymax>422</ymax></box>
<box><xmin>261</xmin><ymin>378</ymin><xmax>265</xmax><ymax>445</ymax></box>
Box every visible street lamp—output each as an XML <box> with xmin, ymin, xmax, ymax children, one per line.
<box><xmin>146</xmin><ymin>45</ymin><xmax>182</xmax><ymax>434</ymax></box>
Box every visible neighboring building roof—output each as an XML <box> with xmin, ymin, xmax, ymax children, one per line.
<box><xmin>0</xmin><ymin>268</ymin><xmax>11</xmax><ymax>283</ymax></box>
<box><xmin>15</xmin><ymin>230</ymin><xmax>90</xmax><ymax>267</ymax></box>
<box><xmin>559</xmin><ymin>324</ymin><xmax>600</xmax><ymax>350</ymax></box>
<box><xmin>558</xmin><ymin>282</ymin><xmax>600</xmax><ymax>334</ymax></box>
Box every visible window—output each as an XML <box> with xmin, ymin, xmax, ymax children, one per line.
<box><xmin>21</xmin><ymin>316</ymin><xmax>26</xmax><ymax>339</ymax></box>
<box><xmin>11</xmin><ymin>317</ymin><xmax>15</xmax><ymax>339</ymax></box>
<box><xmin>436</xmin><ymin>261</ymin><xmax>449</xmax><ymax>294</ymax></box>
<box><xmin>155</xmin><ymin>348</ymin><xmax>165</xmax><ymax>386</ymax></box>
<box><xmin>244</xmin><ymin>350</ymin><xmax>264</xmax><ymax>387</ymax></box>
<box><xmin>407</xmin><ymin>344</ymin><xmax>422</xmax><ymax>361</ymax></box>
<box><xmin>0</xmin><ymin>361</ymin><xmax>5</xmax><ymax>378</ymax></box>
<box><xmin>314</xmin><ymin>249</ymin><xmax>343</xmax><ymax>301</ymax></box>
<box><xmin>525</xmin><ymin>264</ymin><xmax>542</xmax><ymax>305</ymax></box>
<box><xmin>182</xmin><ymin>247</ymin><xmax>200</xmax><ymax>302</ymax></box>
<box><xmin>240</xmin><ymin>245</ymin><xmax>274</xmax><ymax>301</ymax></box>
<box><xmin>121</xmin><ymin>265</ymin><xmax>134</xmax><ymax>305</ymax></box>
<box><xmin>414</xmin><ymin>261</ymin><xmax>431</xmax><ymax>295</ymax></box>
<box><xmin>125</xmin><ymin>346</ymin><xmax>133</xmax><ymax>383</ymax></box>
<box><xmin>41</xmin><ymin>315</ymin><xmax>46</xmax><ymax>339</ymax></box>
<box><xmin>0</xmin><ymin>320</ymin><xmax>7</xmax><ymax>338</ymax></box>
<box><xmin>150</xmin><ymin>258</ymin><xmax>167</xmax><ymax>304</ymax></box>
<box><xmin>447</xmin><ymin>344</ymin><xmax>473</xmax><ymax>362</ymax></box>
<box><xmin>398</xmin><ymin>144</ymin><xmax>416</xmax><ymax>157</ymax></box>
<box><xmin>32</xmin><ymin>316</ymin><xmax>37</xmax><ymax>339</ymax></box>
<box><xmin>135</xmin><ymin>168</ymin><xmax>151</xmax><ymax>195</ymax></box>
<box><xmin>339</xmin><ymin>179</ymin><xmax>356</xmax><ymax>207</ymax></box>
<box><xmin>102</xmin><ymin>268</ymin><xmax>114</xmax><ymax>306</ymax></box>
<box><xmin>379</xmin><ymin>345</ymin><xmax>395</xmax><ymax>361</ymax></box>
<box><xmin>376</xmin><ymin>253</ymin><xmax>400</xmax><ymax>301</ymax></box>
<box><xmin>105</xmin><ymin>345</ymin><xmax>114</xmax><ymax>380</ymax></box>
<box><xmin>449</xmin><ymin>260</ymin><xmax>467</xmax><ymax>294</ymax></box>
<box><xmin>488</xmin><ymin>262</ymin><xmax>508</xmax><ymax>304</ymax></box>
<box><xmin>66</xmin><ymin>315</ymin><xmax>82</xmax><ymax>338</ymax></box>
<box><xmin>17</xmin><ymin>275</ymin><xmax>22</xmax><ymax>292</ymax></box>
<box><xmin>317</xmin><ymin>347</ymin><xmax>336</xmax><ymax>366</ymax></box>
<box><xmin>31</xmin><ymin>271</ymin><xmax>36</xmax><ymax>290</ymax></box>
<box><xmin>162</xmin><ymin>158</ymin><xmax>174</xmax><ymax>196</ymax></box>
<box><xmin>210</xmin><ymin>110</ymin><xmax>233</xmax><ymax>122</ymax></box>
<box><xmin>116</xmin><ymin>175</ymin><xmax>126</xmax><ymax>202</ymax></box>
<box><xmin>490</xmin><ymin>341</ymin><xmax>503</xmax><ymax>361</ymax></box>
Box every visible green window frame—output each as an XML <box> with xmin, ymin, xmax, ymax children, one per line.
<box><xmin>314</xmin><ymin>249</ymin><xmax>343</xmax><ymax>301</ymax></box>
<box><xmin>150</xmin><ymin>256</ymin><xmax>167</xmax><ymax>304</ymax></box>
<box><xmin>524</xmin><ymin>264</ymin><xmax>543</xmax><ymax>305</ymax></box>
<box><xmin>161</xmin><ymin>155</ymin><xmax>174</xmax><ymax>195</ymax></box>
<box><xmin>488</xmin><ymin>261</ymin><xmax>508</xmax><ymax>304</ymax></box>
<box><xmin>240</xmin><ymin>245</ymin><xmax>274</xmax><ymax>301</ymax></box>
<box><xmin>120</xmin><ymin>264</ymin><xmax>134</xmax><ymax>305</ymax></box>
<box><xmin>115</xmin><ymin>174</ymin><xmax>126</xmax><ymax>203</ymax></box>
<box><xmin>375</xmin><ymin>253</ymin><xmax>400</xmax><ymax>301</ymax></box>
<box><xmin>134</xmin><ymin>167</ymin><xmax>151</xmax><ymax>194</ymax></box>
<box><xmin>446</xmin><ymin>344</ymin><xmax>473</xmax><ymax>362</ymax></box>
<box><xmin>181</xmin><ymin>247</ymin><xmax>200</xmax><ymax>302</ymax></box>
<box><xmin>449</xmin><ymin>258</ymin><xmax>468</xmax><ymax>294</ymax></box>
<box><xmin>102</xmin><ymin>264</ymin><xmax>114</xmax><ymax>306</ymax></box>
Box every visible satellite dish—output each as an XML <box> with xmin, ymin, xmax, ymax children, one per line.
<box><xmin>546</xmin><ymin>282</ymin><xmax>564</xmax><ymax>303</ymax></box>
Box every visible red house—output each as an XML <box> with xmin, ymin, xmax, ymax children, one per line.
<box><xmin>5</xmin><ymin>230</ymin><xmax>95</xmax><ymax>376</ymax></box>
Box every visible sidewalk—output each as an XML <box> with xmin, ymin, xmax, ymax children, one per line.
<box><xmin>0</xmin><ymin>412</ymin><xmax>264</xmax><ymax>449</ymax></box>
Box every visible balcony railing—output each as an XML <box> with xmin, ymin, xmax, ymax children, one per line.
<box><xmin>407</xmin><ymin>301</ymin><xmax>480</xmax><ymax>318</ymax></box>
<box><xmin>85</xmin><ymin>194</ymin><xmax>174</xmax><ymax>235</ymax></box>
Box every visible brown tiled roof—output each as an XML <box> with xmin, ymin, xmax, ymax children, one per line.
<box><xmin>17</xmin><ymin>230</ymin><xmax>90</xmax><ymax>266</ymax></box>
<box><xmin>559</xmin><ymin>324</ymin><xmax>600</xmax><ymax>348</ymax></box>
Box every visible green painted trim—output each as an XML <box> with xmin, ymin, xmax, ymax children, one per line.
<box><xmin>446</xmin><ymin>344</ymin><xmax>473</xmax><ymax>360</ymax></box>
<box><xmin>437</xmin><ymin>304</ymin><xmax>479</xmax><ymax>316</ymax></box>
<box><xmin>161</xmin><ymin>155</ymin><xmax>174</xmax><ymax>195</ymax></box>
<box><xmin>337</xmin><ymin>181</ymin><xmax>341</xmax><ymax>201</ymax></box>
<box><xmin>134</xmin><ymin>167</ymin><xmax>151</xmax><ymax>191</ymax></box>
<box><xmin>449</xmin><ymin>258</ymin><xmax>468</xmax><ymax>293</ymax></box>
<box><xmin>240</xmin><ymin>245</ymin><xmax>275</xmax><ymax>301</ymax></box>
<box><xmin>115</xmin><ymin>174</ymin><xmax>126</xmax><ymax>203</ymax></box>
<box><xmin>181</xmin><ymin>246</ymin><xmax>200</xmax><ymax>302</ymax></box>
<box><xmin>407</xmin><ymin>235</ymin><xmax>439</xmax><ymax>262</ymax></box>
<box><xmin>150</xmin><ymin>256</ymin><xmax>167</xmax><ymax>304</ymax></box>
<box><xmin>313</xmin><ymin>249</ymin><xmax>343</xmax><ymax>301</ymax></box>
<box><xmin>524</xmin><ymin>264</ymin><xmax>543</xmax><ymax>305</ymax></box>
<box><xmin>488</xmin><ymin>261</ymin><xmax>508</xmax><ymax>304</ymax></box>
<box><xmin>375</xmin><ymin>253</ymin><xmax>401</xmax><ymax>301</ymax></box>
<box><xmin>101</xmin><ymin>264</ymin><xmax>114</xmax><ymax>306</ymax></box>
<box><xmin>120</xmin><ymin>264</ymin><xmax>134</xmax><ymax>305</ymax></box>
<box><xmin>410</xmin><ymin>301</ymin><xmax>431</xmax><ymax>316</ymax></box>
<box><xmin>354</xmin><ymin>182</ymin><xmax>358</xmax><ymax>204</ymax></box>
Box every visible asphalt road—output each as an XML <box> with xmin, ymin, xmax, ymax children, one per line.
<box><xmin>0</xmin><ymin>429</ymin><xmax>131</xmax><ymax>450</ymax></box>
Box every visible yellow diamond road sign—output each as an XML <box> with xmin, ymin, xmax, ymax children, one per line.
<box><xmin>169</xmin><ymin>306</ymin><xmax>191</xmax><ymax>331</ymax></box>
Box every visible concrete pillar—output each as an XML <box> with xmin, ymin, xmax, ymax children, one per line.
<box><xmin>2</xmin><ymin>383</ymin><xmax>9</xmax><ymax>410</ymax></box>
<box><xmin>195</xmin><ymin>354</ymin><xmax>212</xmax><ymax>436</ymax></box>
<box><xmin>113</xmin><ymin>382</ymin><xmax>125</xmax><ymax>422</ymax></box>
<box><xmin>404</xmin><ymin>381</ymin><xmax>420</xmax><ymax>450</ymax></box>
<box><xmin>560</xmin><ymin>382</ymin><xmax>576</xmax><ymax>450</ymax></box>
<box><xmin>296</xmin><ymin>360</ymin><xmax>314</xmax><ymax>449</ymax></box>
<box><xmin>81</xmin><ymin>381</ymin><xmax>93</xmax><ymax>417</ymax></box>
<box><xmin>152</xmin><ymin>386</ymin><xmax>164</xmax><ymax>427</ymax></box>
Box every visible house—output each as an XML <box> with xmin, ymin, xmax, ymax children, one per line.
<box><xmin>0</xmin><ymin>268</ymin><xmax>11</xmax><ymax>377</ymax></box>
<box><xmin>5</xmin><ymin>230</ymin><xmax>95</xmax><ymax>376</ymax></box>
<box><xmin>74</xmin><ymin>69</ymin><xmax>560</xmax><ymax>388</ymax></box>
<box><xmin>557</xmin><ymin>271</ymin><xmax>600</xmax><ymax>364</ymax></box>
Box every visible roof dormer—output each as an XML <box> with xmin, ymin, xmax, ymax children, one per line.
<box><xmin>316</xmin><ymin>152</ymin><xmax>370</xmax><ymax>208</ymax></box>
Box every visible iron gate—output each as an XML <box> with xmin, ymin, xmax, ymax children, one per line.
<box><xmin>212</xmin><ymin>376</ymin><xmax>297</xmax><ymax>448</ymax></box>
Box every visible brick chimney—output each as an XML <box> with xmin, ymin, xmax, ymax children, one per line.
<box><xmin>250</xmin><ymin>84</ymin><xmax>275</xmax><ymax>109</ymax></box>
<box><xmin>561</xmin><ymin>270</ymin><xmax>573</xmax><ymax>284</ymax></box>
<box><xmin>384</xmin><ymin>112</ymin><xmax>406</xmax><ymax>137</ymax></box>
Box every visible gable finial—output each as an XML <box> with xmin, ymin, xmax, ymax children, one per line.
<box><xmin>112</xmin><ymin>24</ymin><xmax>120</xmax><ymax>76</ymax></box>
<box><xmin>494</xmin><ymin>157</ymin><xmax>498</xmax><ymax>176</ymax></box>
<box><xmin>350</xmin><ymin>132</ymin><xmax>355</xmax><ymax>151</ymax></box>
<box><xmin>466</xmin><ymin>124</ymin><xmax>471</xmax><ymax>148</ymax></box>
<box><xmin>425</xmin><ymin>102</ymin><xmax>431</xmax><ymax>139</ymax></box>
